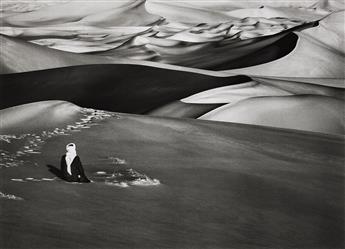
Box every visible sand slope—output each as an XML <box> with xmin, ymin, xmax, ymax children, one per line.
<box><xmin>1</xmin><ymin>101</ymin><xmax>344</xmax><ymax>248</ymax></box>
<box><xmin>182</xmin><ymin>78</ymin><xmax>344</xmax><ymax>134</ymax></box>
<box><xmin>1</xmin><ymin>0</ymin><xmax>314</xmax><ymax>56</ymax></box>
<box><xmin>223</xmin><ymin>11</ymin><xmax>345</xmax><ymax>79</ymax></box>
<box><xmin>147</xmin><ymin>101</ymin><xmax>223</xmax><ymax>119</ymax></box>
<box><xmin>0</xmin><ymin>35</ymin><xmax>137</xmax><ymax>74</ymax></box>
<box><xmin>302</xmin><ymin>10</ymin><xmax>345</xmax><ymax>54</ymax></box>
<box><xmin>199</xmin><ymin>95</ymin><xmax>344</xmax><ymax>135</ymax></box>
<box><xmin>1</xmin><ymin>0</ymin><xmax>160</xmax><ymax>27</ymax></box>
<box><xmin>145</xmin><ymin>0</ymin><xmax>343</xmax><ymax>11</ymax></box>
<box><xmin>0</xmin><ymin>101</ymin><xmax>83</xmax><ymax>134</ymax></box>
<box><xmin>145</xmin><ymin>0</ymin><xmax>330</xmax><ymax>23</ymax></box>
<box><xmin>0</xmin><ymin>23</ymin><xmax>304</xmax><ymax>73</ymax></box>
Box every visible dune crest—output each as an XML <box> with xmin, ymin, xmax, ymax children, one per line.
<box><xmin>0</xmin><ymin>101</ymin><xmax>118</xmax><ymax>168</ymax></box>
<box><xmin>222</xmin><ymin>11</ymin><xmax>344</xmax><ymax>80</ymax></box>
<box><xmin>146</xmin><ymin>0</ymin><xmax>343</xmax><ymax>11</ymax></box>
<box><xmin>1</xmin><ymin>0</ymin><xmax>160</xmax><ymax>27</ymax></box>
<box><xmin>145</xmin><ymin>1</ymin><xmax>329</xmax><ymax>22</ymax></box>
<box><xmin>0</xmin><ymin>35</ymin><xmax>136</xmax><ymax>74</ymax></box>
<box><xmin>182</xmin><ymin>78</ymin><xmax>344</xmax><ymax>104</ymax></box>
<box><xmin>0</xmin><ymin>101</ymin><xmax>82</xmax><ymax>134</ymax></box>
<box><xmin>302</xmin><ymin>10</ymin><xmax>345</xmax><ymax>54</ymax></box>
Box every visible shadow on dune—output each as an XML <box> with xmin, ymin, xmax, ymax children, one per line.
<box><xmin>0</xmin><ymin>21</ymin><xmax>314</xmax><ymax>74</ymax></box>
<box><xmin>147</xmin><ymin>100</ymin><xmax>224</xmax><ymax>118</ymax></box>
<box><xmin>212</xmin><ymin>33</ymin><xmax>298</xmax><ymax>70</ymax></box>
<box><xmin>0</xmin><ymin>64</ymin><xmax>250</xmax><ymax>114</ymax></box>
<box><xmin>46</xmin><ymin>165</ymin><xmax>65</xmax><ymax>181</ymax></box>
<box><xmin>94</xmin><ymin>23</ymin><xmax>310</xmax><ymax>70</ymax></box>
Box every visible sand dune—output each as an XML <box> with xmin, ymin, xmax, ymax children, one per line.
<box><xmin>0</xmin><ymin>35</ymin><xmax>127</xmax><ymax>74</ymax></box>
<box><xmin>0</xmin><ymin>25</ymin><xmax>153</xmax><ymax>53</ymax></box>
<box><xmin>182</xmin><ymin>78</ymin><xmax>344</xmax><ymax>134</ymax></box>
<box><xmin>98</xmin><ymin>27</ymin><xmax>302</xmax><ymax>70</ymax></box>
<box><xmin>182</xmin><ymin>81</ymin><xmax>293</xmax><ymax>104</ymax></box>
<box><xmin>302</xmin><ymin>10</ymin><xmax>345</xmax><ymax>54</ymax></box>
<box><xmin>0</xmin><ymin>26</ymin><xmax>300</xmax><ymax>73</ymax></box>
<box><xmin>0</xmin><ymin>64</ymin><xmax>250</xmax><ymax>113</ymax></box>
<box><xmin>0</xmin><ymin>1</ymin><xmax>161</xmax><ymax>54</ymax></box>
<box><xmin>0</xmin><ymin>34</ymin><xmax>181</xmax><ymax>74</ymax></box>
<box><xmin>223</xmin><ymin>11</ymin><xmax>345</xmax><ymax>79</ymax></box>
<box><xmin>0</xmin><ymin>1</ymin><xmax>341</xmax><ymax>78</ymax></box>
<box><xmin>147</xmin><ymin>101</ymin><xmax>223</xmax><ymax>119</ymax></box>
<box><xmin>0</xmin><ymin>20</ymin><xmax>309</xmax><ymax>72</ymax></box>
<box><xmin>2</xmin><ymin>1</ymin><xmax>311</xmax><ymax>55</ymax></box>
<box><xmin>1</xmin><ymin>1</ymin><xmax>69</xmax><ymax>14</ymax></box>
<box><xmin>145</xmin><ymin>1</ymin><xmax>329</xmax><ymax>23</ymax></box>
<box><xmin>199</xmin><ymin>95</ymin><xmax>344</xmax><ymax>135</ymax></box>
<box><xmin>1</xmin><ymin>63</ymin><xmax>343</xmax><ymax>135</ymax></box>
<box><xmin>1</xmin><ymin>101</ymin><xmax>344</xmax><ymax>248</ymax></box>
<box><xmin>1</xmin><ymin>0</ymin><xmax>160</xmax><ymax>27</ymax></box>
<box><xmin>1</xmin><ymin>0</ymin><xmax>322</xmax><ymax>70</ymax></box>
<box><xmin>0</xmin><ymin>101</ymin><xmax>83</xmax><ymax>134</ymax></box>
<box><xmin>145</xmin><ymin>0</ymin><xmax>343</xmax><ymax>11</ymax></box>
<box><xmin>182</xmin><ymin>78</ymin><xmax>344</xmax><ymax>104</ymax></box>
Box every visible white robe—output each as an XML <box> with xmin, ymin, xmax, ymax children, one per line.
<box><xmin>65</xmin><ymin>148</ymin><xmax>77</xmax><ymax>175</ymax></box>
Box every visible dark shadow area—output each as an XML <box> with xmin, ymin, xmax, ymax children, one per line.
<box><xmin>212</xmin><ymin>33</ymin><xmax>298</xmax><ymax>70</ymax></box>
<box><xmin>147</xmin><ymin>100</ymin><xmax>224</xmax><ymax>119</ymax></box>
<box><xmin>94</xmin><ymin>22</ymin><xmax>316</xmax><ymax>71</ymax></box>
<box><xmin>46</xmin><ymin>164</ymin><xmax>65</xmax><ymax>181</ymax></box>
<box><xmin>0</xmin><ymin>64</ymin><xmax>250</xmax><ymax>112</ymax></box>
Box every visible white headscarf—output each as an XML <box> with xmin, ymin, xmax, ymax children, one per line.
<box><xmin>65</xmin><ymin>143</ymin><xmax>77</xmax><ymax>175</ymax></box>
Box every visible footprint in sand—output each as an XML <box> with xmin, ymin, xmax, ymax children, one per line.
<box><xmin>0</xmin><ymin>192</ymin><xmax>24</xmax><ymax>201</ymax></box>
<box><xmin>1</xmin><ymin>109</ymin><xmax>120</xmax><ymax>169</ymax></box>
<box><xmin>93</xmin><ymin>168</ymin><xmax>160</xmax><ymax>187</ymax></box>
<box><xmin>11</xmin><ymin>177</ymin><xmax>57</xmax><ymax>182</ymax></box>
<box><xmin>11</xmin><ymin>178</ymin><xmax>25</xmax><ymax>182</ymax></box>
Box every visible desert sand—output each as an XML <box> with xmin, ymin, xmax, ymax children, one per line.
<box><xmin>1</xmin><ymin>1</ymin><xmax>344</xmax><ymax>248</ymax></box>
<box><xmin>199</xmin><ymin>95</ymin><xmax>344</xmax><ymax>135</ymax></box>
<box><xmin>0</xmin><ymin>101</ymin><xmax>83</xmax><ymax>134</ymax></box>
<box><xmin>1</xmin><ymin>101</ymin><xmax>344</xmax><ymax>249</ymax></box>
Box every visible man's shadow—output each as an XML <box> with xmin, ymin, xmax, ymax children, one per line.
<box><xmin>46</xmin><ymin>165</ymin><xmax>66</xmax><ymax>181</ymax></box>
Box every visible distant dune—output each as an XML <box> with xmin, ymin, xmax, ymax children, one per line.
<box><xmin>182</xmin><ymin>78</ymin><xmax>344</xmax><ymax>109</ymax></box>
<box><xmin>98</xmin><ymin>30</ymin><xmax>301</xmax><ymax>70</ymax></box>
<box><xmin>181</xmin><ymin>78</ymin><xmax>344</xmax><ymax>134</ymax></box>
<box><xmin>1</xmin><ymin>0</ymin><xmax>160</xmax><ymax>27</ymax></box>
<box><xmin>0</xmin><ymin>35</ymin><xmax>131</xmax><ymax>74</ymax></box>
<box><xmin>0</xmin><ymin>64</ymin><xmax>250</xmax><ymax>113</ymax></box>
<box><xmin>224</xmin><ymin>11</ymin><xmax>345</xmax><ymax>79</ymax></box>
<box><xmin>302</xmin><ymin>10</ymin><xmax>345</xmax><ymax>54</ymax></box>
<box><xmin>0</xmin><ymin>25</ymin><xmax>303</xmax><ymax>73</ymax></box>
<box><xmin>199</xmin><ymin>95</ymin><xmax>344</xmax><ymax>135</ymax></box>
<box><xmin>145</xmin><ymin>0</ymin><xmax>330</xmax><ymax>23</ymax></box>
<box><xmin>146</xmin><ymin>0</ymin><xmax>343</xmax><ymax>12</ymax></box>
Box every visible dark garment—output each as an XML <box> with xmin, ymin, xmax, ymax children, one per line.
<box><xmin>60</xmin><ymin>155</ymin><xmax>90</xmax><ymax>183</ymax></box>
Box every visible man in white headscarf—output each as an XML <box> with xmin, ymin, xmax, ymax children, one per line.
<box><xmin>60</xmin><ymin>143</ymin><xmax>90</xmax><ymax>183</ymax></box>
